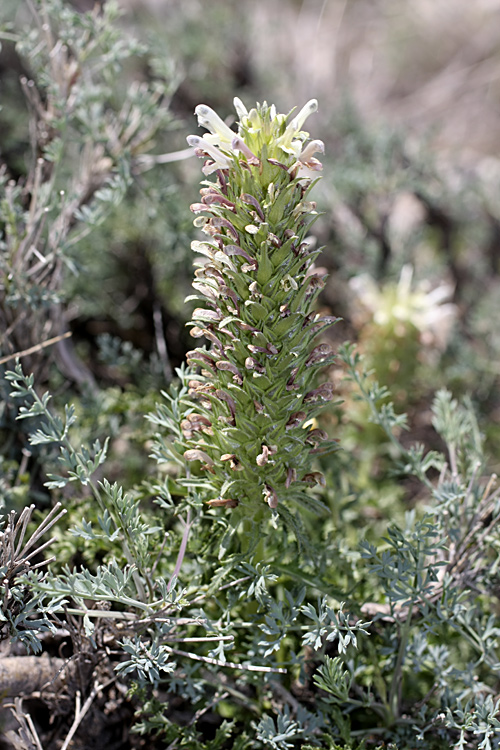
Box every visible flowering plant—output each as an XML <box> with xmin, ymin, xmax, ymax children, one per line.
<box><xmin>349</xmin><ymin>265</ymin><xmax>456</xmax><ymax>398</ymax></box>
<box><xmin>180</xmin><ymin>99</ymin><xmax>338</xmax><ymax>517</ymax></box>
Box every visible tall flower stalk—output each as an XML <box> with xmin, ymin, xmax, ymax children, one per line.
<box><xmin>182</xmin><ymin>99</ymin><xmax>337</xmax><ymax>517</ymax></box>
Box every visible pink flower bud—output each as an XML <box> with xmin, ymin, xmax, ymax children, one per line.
<box><xmin>263</xmin><ymin>484</ymin><xmax>279</xmax><ymax>509</ymax></box>
<box><xmin>231</xmin><ymin>136</ymin><xmax>260</xmax><ymax>166</ymax></box>
<box><xmin>183</xmin><ymin>449</ymin><xmax>214</xmax><ymax>466</ymax></box>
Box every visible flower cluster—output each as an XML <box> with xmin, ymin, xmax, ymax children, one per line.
<box><xmin>182</xmin><ymin>99</ymin><xmax>337</xmax><ymax>513</ymax></box>
<box><xmin>348</xmin><ymin>265</ymin><xmax>456</xmax><ymax>398</ymax></box>
<box><xmin>349</xmin><ymin>264</ymin><xmax>456</xmax><ymax>349</ymax></box>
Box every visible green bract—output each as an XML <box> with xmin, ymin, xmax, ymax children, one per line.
<box><xmin>183</xmin><ymin>99</ymin><xmax>337</xmax><ymax>513</ymax></box>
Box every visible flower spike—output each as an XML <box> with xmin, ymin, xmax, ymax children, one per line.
<box><xmin>183</xmin><ymin>98</ymin><xmax>336</xmax><ymax>515</ymax></box>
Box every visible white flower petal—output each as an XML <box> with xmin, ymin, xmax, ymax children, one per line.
<box><xmin>289</xmin><ymin>99</ymin><xmax>318</xmax><ymax>135</ymax></box>
<box><xmin>233</xmin><ymin>96</ymin><xmax>248</xmax><ymax>119</ymax></box>
<box><xmin>299</xmin><ymin>139</ymin><xmax>325</xmax><ymax>162</ymax></box>
<box><xmin>195</xmin><ymin>104</ymin><xmax>236</xmax><ymax>143</ymax></box>
<box><xmin>186</xmin><ymin>135</ymin><xmax>232</xmax><ymax>169</ymax></box>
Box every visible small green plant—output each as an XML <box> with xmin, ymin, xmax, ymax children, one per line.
<box><xmin>349</xmin><ymin>264</ymin><xmax>456</xmax><ymax>400</ymax></box>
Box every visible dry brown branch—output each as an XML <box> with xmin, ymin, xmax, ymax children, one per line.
<box><xmin>59</xmin><ymin>679</ymin><xmax>113</xmax><ymax>750</ymax></box>
<box><xmin>0</xmin><ymin>332</ymin><xmax>72</xmax><ymax>366</ymax></box>
<box><xmin>4</xmin><ymin>697</ymin><xmax>44</xmax><ymax>750</ymax></box>
<box><xmin>0</xmin><ymin>655</ymin><xmax>70</xmax><ymax>697</ymax></box>
<box><xmin>164</xmin><ymin>644</ymin><xmax>287</xmax><ymax>674</ymax></box>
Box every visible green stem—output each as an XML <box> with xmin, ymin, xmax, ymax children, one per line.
<box><xmin>349</xmin><ymin>360</ymin><xmax>434</xmax><ymax>491</ymax></box>
<box><xmin>388</xmin><ymin>548</ymin><xmax>424</xmax><ymax>720</ymax></box>
<box><xmin>388</xmin><ymin>607</ymin><xmax>412</xmax><ymax>721</ymax></box>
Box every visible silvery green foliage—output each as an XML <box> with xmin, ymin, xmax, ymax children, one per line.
<box><xmin>6</xmin><ymin>362</ymin><xmax>109</xmax><ymax>491</ymax></box>
<box><xmin>5</xmin><ymin>350</ymin><xmax>500</xmax><ymax>747</ymax></box>
<box><xmin>2</xmin><ymin>361</ymin><xmax>294</xmax><ymax>724</ymax></box>
<box><xmin>444</xmin><ymin>696</ymin><xmax>500</xmax><ymax>750</ymax></box>
<box><xmin>0</xmin><ymin>0</ymin><xmax>175</xmax><ymax>374</ymax></box>
<box><xmin>332</xmin><ymin>347</ymin><xmax>500</xmax><ymax>748</ymax></box>
<box><xmin>256</xmin><ymin>707</ymin><xmax>301</xmax><ymax>749</ymax></box>
<box><xmin>5</xmin><ymin>363</ymin><xmax>188</xmax><ymax>645</ymax></box>
<box><xmin>0</xmin><ymin>502</ymin><xmax>65</xmax><ymax>652</ymax></box>
<box><xmin>116</xmin><ymin>635</ymin><xmax>176</xmax><ymax>688</ymax></box>
<box><xmin>313</xmin><ymin>656</ymin><xmax>352</xmax><ymax>703</ymax></box>
<box><xmin>301</xmin><ymin>599</ymin><xmax>371</xmax><ymax>653</ymax></box>
<box><xmin>179</xmin><ymin>99</ymin><xmax>338</xmax><ymax>515</ymax></box>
